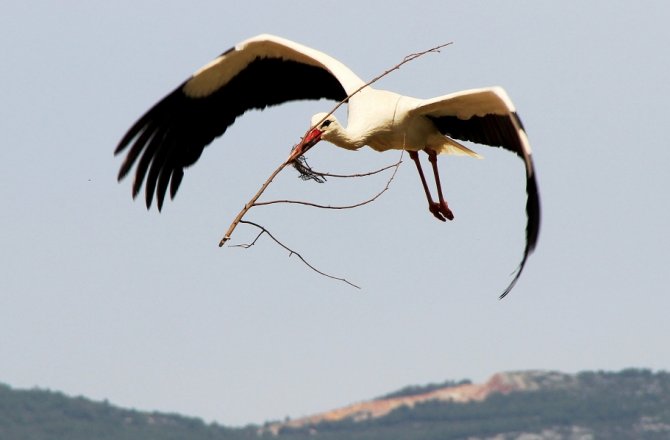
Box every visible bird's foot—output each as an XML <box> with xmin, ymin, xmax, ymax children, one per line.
<box><xmin>428</xmin><ymin>201</ymin><xmax>454</xmax><ymax>222</ymax></box>
<box><xmin>429</xmin><ymin>203</ymin><xmax>447</xmax><ymax>222</ymax></box>
<box><xmin>439</xmin><ymin>201</ymin><xmax>454</xmax><ymax>220</ymax></box>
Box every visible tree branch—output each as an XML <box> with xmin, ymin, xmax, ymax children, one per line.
<box><xmin>219</xmin><ymin>160</ymin><xmax>290</xmax><ymax>246</ymax></box>
<box><xmin>304</xmin><ymin>160</ymin><xmax>402</xmax><ymax>179</ymax></box>
<box><xmin>254</xmin><ymin>152</ymin><xmax>403</xmax><ymax>210</ymax></box>
<box><xmin>232</xmin><ymin>220</ymin><xmax>361</xmax><ymax>289</ymax></box>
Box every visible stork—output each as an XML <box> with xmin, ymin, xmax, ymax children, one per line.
<box><xmin>115</xmin><ymin>34</ymin><xmax>540</xmax><ymax>297</ymax></box>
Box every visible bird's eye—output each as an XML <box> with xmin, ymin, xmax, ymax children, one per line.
<box><xmin>320</xmin><ymin>120</ymin><xmax>332</xmax><ymax>128</ymax></box>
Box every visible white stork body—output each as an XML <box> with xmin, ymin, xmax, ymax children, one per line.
<box><xmin>116</xmin><ymin>34</ymin><xmax>540</xmax><ymax>297</ymax></box>
<box><xmin>308</xmin><ymin>88</ymin><xmax>484</xmax><ymax>157</ymax></box>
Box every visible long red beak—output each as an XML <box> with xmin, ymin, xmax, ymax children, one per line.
<box><xmin>302</xmin><ymin>128</ymin><xmax>323</xmax><ymax>150</ymax></box>
<box><xmin>288</xmin><ymin>128</ymin><xmax>323</xmax><ymax>162</ymax></box>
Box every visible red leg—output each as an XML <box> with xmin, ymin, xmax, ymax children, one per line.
<box><xmin>426</xmin><ymin>149</ymin><xmax>454</xmax><ymax>220</ymax></box>
<box><xmin>409</xmin><ymin>151</ymin><xmax>447</xmax><ymax>222</ymax></box>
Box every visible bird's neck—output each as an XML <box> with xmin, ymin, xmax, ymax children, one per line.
<box><xmin>325</xmin><ymin>125</ymin><xmax>366</xmax><ymax>151</ymax></box>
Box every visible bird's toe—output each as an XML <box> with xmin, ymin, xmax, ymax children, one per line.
<box><xmin>439</xmin><ymin>202</ymin><xmax>454</xmax><ymax>221</ymax></box>
<box><xmin>429</xmin><ymin>203</ymin><xmax>447</xmax><ymax>222</ymax></box>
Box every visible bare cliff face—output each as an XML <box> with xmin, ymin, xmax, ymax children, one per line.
<box><xmin>263</xmin><ymin>371</ymin><xmax>577</xmax><ymax>435</ymax></box>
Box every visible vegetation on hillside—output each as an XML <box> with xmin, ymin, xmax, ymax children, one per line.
<box><xmin>0</xmin><ymin>383</ymin><xmax>255</xmax><ymax>440</ymax></box>
<box><xmin>278</xmin><ymin>369</ymin><xmax>670</xmax><ymax>440</ymax></box>
<box><xmin>1</xmin><ymin>369</ymin><xmax>669</xmax><ymax>440</ymax></box>
<box><xmin>374</xmin><ymin>378</ymin><xmax>472</xmax><ymax>400</ymax></box>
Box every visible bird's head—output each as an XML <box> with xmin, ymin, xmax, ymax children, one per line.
<box><xmin>289</xmin><ymin>113</ymin><xmax>340</xmax><ymax>162</ymax></box>
<box><xmin>305</xmin><ymin>112</ymin><xmax>339</xmax><ymax>145</ymax></box>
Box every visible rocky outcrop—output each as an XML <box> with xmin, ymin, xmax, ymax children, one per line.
<box><xmin>263</xmin><ymin>370</ymin><xmax>576</xmax><ymax>435</ymax></box>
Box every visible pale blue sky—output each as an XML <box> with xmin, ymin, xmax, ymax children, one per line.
<box><xmin>2</xmin><ymin>0</ymin><xmax>669</xmax><ymax>427</ymax></box>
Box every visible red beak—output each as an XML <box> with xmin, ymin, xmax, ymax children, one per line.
<box><xmin>301</xmin><ymin>128</ymin><xmax>323</xmax><ymax>149</ymax></box>
<box><xmin>288</xmin><ymin>128</ymin><xmax>323</xmax><ymax>162</ymax></box>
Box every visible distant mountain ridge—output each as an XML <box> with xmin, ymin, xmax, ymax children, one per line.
<box><xmin>2</xmin><ymin>368</ymin><xmax>670</xmax><ymax>439</ymax></box>
<box><xmin>263</xmin><ymin>371</ymin><xmax>575</xmax><ymax>434</ymax></box>
<box><xmin>263</xmin><ymin>369</ymin><xmax>670</xmax><ymax>439</ymax></box>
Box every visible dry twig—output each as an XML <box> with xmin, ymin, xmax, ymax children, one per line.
<box><xmin>301</xmin><ymin>161</ymin><xmax>402</xmax><ymax>179</ymax></box>
<box><xmin>254</xmin><ymin>152</ymin><xmax>403</xmax><ymax>210</ymax></box>
<box><xmin>232</xmin><ymin>220</ymin><xmax>361</xmax><ymax>289</ymax></box>
<box><xmin>219</xmin><ymin>160</ymin><xmax>288</xmax><ymax>246</ymax></box>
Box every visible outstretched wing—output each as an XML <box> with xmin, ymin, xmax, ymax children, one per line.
<box><xmin>115</xmin><ymin>34</ymin><xmax>365</xmax><ymax>209</ymax></box>
<box><xmin>412</xmin><ymin>87</ymin><xmax>540</xmax><ymax>298</ymax></box>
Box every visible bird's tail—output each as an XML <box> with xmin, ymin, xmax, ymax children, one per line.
<box><xmin>438</xmin><ymin>137</ymin><xmax>483</xmax><ymax>158</ymax></box>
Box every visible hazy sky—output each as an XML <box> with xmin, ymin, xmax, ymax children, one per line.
<box><xmin>2</xmin><ymin>0</ymin><xmax>669</xmax><ymax>427</ymax></box>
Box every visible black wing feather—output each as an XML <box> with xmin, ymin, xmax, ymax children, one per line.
<box><xmin>428</xmin><ymin>112</ymin><xmax>526</xmax><ymax>154</ymax></box>
<box><xmin>429</xmin><ymin>112</ymin><xmax>540</xmax><ymax>298</ymax></box>
<box><xmin>116</xmin><ymin>56</ymin><xmax>347</xmax><ymax>209</ymax></box>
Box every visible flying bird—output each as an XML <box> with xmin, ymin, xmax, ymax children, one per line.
<box><xmin>115</xmin><ymin>34</ymin><xmax>540</xmax><ymax>297</ymax></box>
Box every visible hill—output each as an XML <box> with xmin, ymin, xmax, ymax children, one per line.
<box><xmin>0</xmin><ymin>383</ymin><xmax>255</xmax><ymax>440</ymax></box>
<box><xmin>2</xmin><ymin>369</ymin><xmax>669</xmax><ymax>439</ymax></box>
